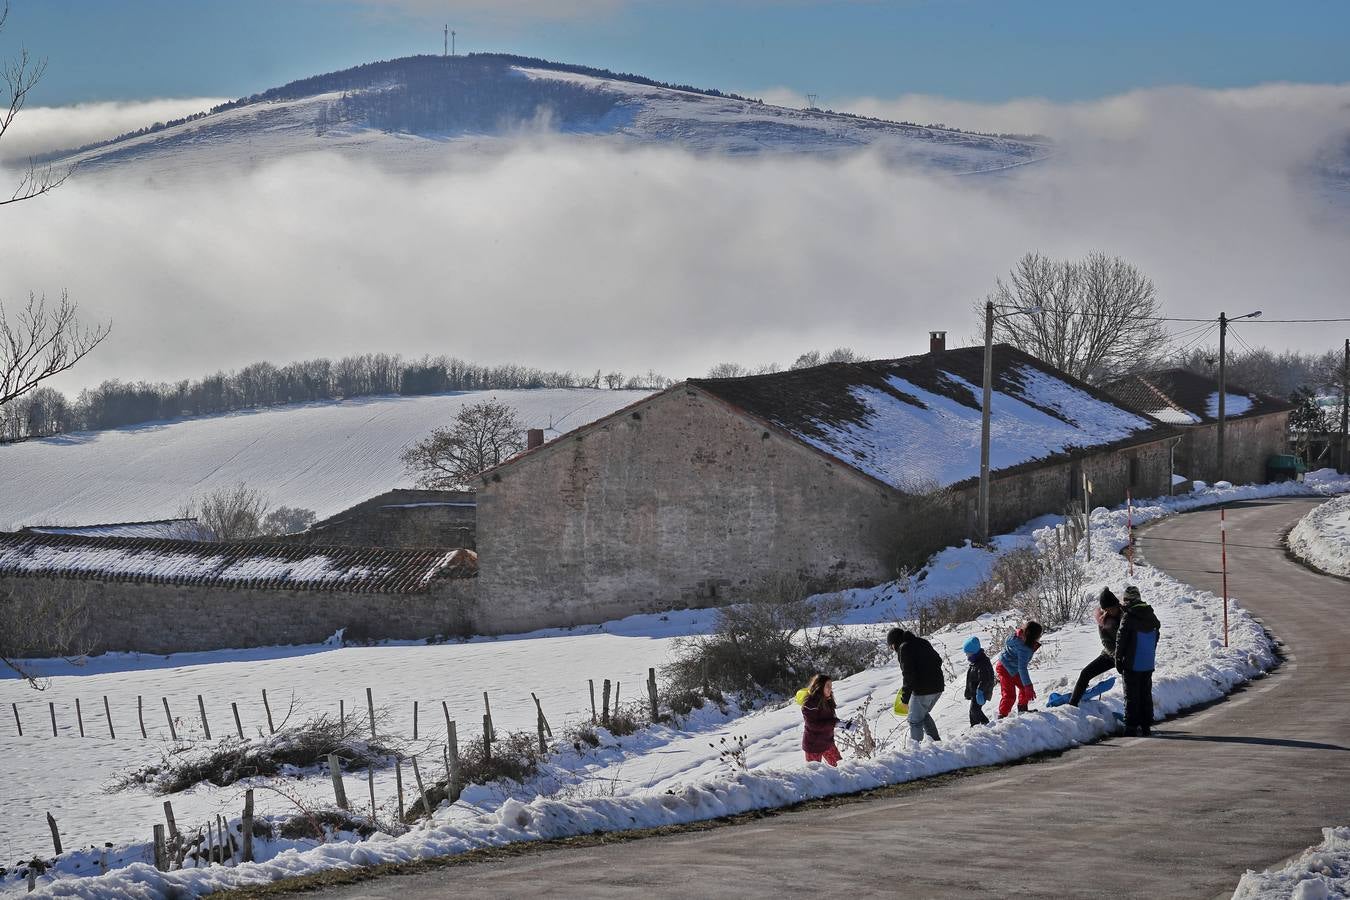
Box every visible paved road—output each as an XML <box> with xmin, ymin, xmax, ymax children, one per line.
<box><xmin>313</xmin><ymin>497</ymin><xmax>1349</xmax><ymax>899</ymax></box>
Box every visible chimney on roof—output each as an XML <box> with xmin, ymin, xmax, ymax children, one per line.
<box><xmin>929</xmin><ymin>331</ymin><xmax>946</xmax><ymax>353</ymax></box>
<box><xmin>526</xmin><ymin>428</ymin><xmax>544</xmax><ymax>450</ymax></box>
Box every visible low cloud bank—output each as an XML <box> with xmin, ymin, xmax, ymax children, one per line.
<box><xmin>0</xmin><ymin>98</ymin><xmax>227</xmax><ymax>162</ymax></box>
<box><xmin>1</xmin><ymin>82</ymin><xmax>1348</xmax><ymax>393</ymax></box>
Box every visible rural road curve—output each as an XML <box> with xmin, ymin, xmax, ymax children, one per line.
<box><xmin>310</xmin><ymin>496</ymin><xmax>1349</xmax><ymax>899</ymax></box>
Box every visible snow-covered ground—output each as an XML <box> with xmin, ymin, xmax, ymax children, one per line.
<box><xmin>1287</xmin><ymin>493</ymin><xmax>1350</xmax><ymax>577</ymax></box>
<box><xmin>0</xmin><ymin>388</ymin><xmax>648</xmax><ymax>530</ymax></box>
<box><xmin>1232</xmin><ymin>826</ymin><xmax>1350</xmax><ymax>899</ymax></box>
<box><xmin>6</xmin><ymin>471</ymin><xmax>1349</xmax><ymax>897</ymax></box>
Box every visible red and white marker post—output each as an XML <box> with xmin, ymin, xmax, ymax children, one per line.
<box><xmin>1220</xmin><ymin>506</ymin><xmax>1230</xmax><ymax>648</ymax></box>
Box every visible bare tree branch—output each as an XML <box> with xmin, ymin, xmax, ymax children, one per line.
<box><xmin>0</xmin><ymin>291</ymin><xmax>111</xmax><ymax>407</ymax></box>
<box><xmin>0</xmin><ymin>6</ymin><xmax>72</xmax><ymax>206</ymax></box>
<box><xmin>402</xmin><ymin>400</ymin><xmax>525</xmax><ymax>489</ymax></box>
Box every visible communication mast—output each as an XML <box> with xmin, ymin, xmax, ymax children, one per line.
<box><xmin>806</xmin><ymin>93</ymin><xmax>819</xmax><ymax>110</ymax></box>
<box><xmin>444</xmin><ymin>25</ymin><xmax>448</xmax><ymax>56</ymax></box>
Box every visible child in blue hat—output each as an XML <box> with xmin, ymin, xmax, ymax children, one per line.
<box><xmin>963</xmin><ymin>636</ymin><xmax>996</xmax><ymax>726</ymax></box>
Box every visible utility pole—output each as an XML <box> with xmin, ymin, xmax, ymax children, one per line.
<box><xmin>444</xmin><ymin>25</ymin><xmax>448</xmax><ymax>57</ymax></box>
<box><xmin>1341</xmin><ymin>337</ymin><xmax>1349</xmax><ymax>474</ymax></box>
<box><xmin>1217</xmin><ymin>311</ymin><xmax>1227</xmax><ymax>482</ymax></box>
<box><xmin>979</xmin><ymin>300</ymin><xmax>994</xmax><ymax>545</ymax></box>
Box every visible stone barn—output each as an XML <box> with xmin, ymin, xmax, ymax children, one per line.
<box><xmin>474</xmin><ymin>344</ymin><xmax>1178</xmax><ymax>634</ymax></box>
<box><xmin>282</xmin><ymin>489</ymin><xmax>477</xmax><ymax>549</ymax></box>
<box><xmin>1104</xmin><ymin>368</ymin><xmax>1292</xmax><ymax>485</ymax></box>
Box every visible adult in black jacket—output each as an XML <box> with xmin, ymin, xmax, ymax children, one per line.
<box><xmin>1115</xmin><ymin>585</ymin><xmax>1162</xmax><ymax>736</ymax></box>
<box><xmin>888</xmin><ymin>628</ymin><xmax>944</xmax><ymax>742</ymax></box>
<box><xmin>1069</xmin><ymin>588</ymin><xmax>1124</xmax><ymax>706</ymax></box>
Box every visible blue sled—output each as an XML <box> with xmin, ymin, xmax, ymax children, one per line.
<box><xmin>1045</xmin><ymin>677</ymin><xmax>1117</xmax><ymax>708</ymax></box>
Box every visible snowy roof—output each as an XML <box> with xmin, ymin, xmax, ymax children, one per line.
<box><xmin>1104</xmin><ymin>369</ymin><xmax>1292</xmax><ymax>426</ymax></box>
<box><xmin>686</xmin><ymin>345</ymin><xmax>1176</xmax><ymax>491</ymax></box>
<box><xmin>0</xmin><ymin>533</ymin><xmax>476</xmax><ymax>593</ymax></box>
<box><xmin>20</xmin><ymin>518</ymin><xmax>213</xmax><ymax>540</ymax></box>
<box><xmin>309</xmin><ymin>489</ymin><xmax>476</xmax><ymax>532</ymax></box>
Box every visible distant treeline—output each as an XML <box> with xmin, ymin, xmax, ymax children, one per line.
<box><xmin>0</xmin><ymin>354</ymin><xmax>671</xmax><ymax>441</ymax></box>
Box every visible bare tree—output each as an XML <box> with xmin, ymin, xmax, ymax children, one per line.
<box><xmin>1</xmin><ymin>291</ymin><xmax>110</xmax><ymax>407</ymax></box>
<box><xmin>180</xmin><ymin>483</ymin><xmax>271</xmax><ymax>541</ymax></box>
<box><xmin>1</xmin><ymin>3</ymin><xmax>70</xmax><ymax>206</ymax></box>
<box><xmin>261</xmin><ymin>506</ymin><xmax>317</xmax><ymax>536</ymax></box>
<box><xmin>401</xmin><ymin>399</ymin><xmax>525</xmax><ymax>490</ymax></box>
<box><xmin>981</xmin><ymin>252</ymin><xmax>1168</xmax><ymax>384</ymax></box>
<box><xmin>0</xmin><ymin>580</ymin><xmax>91</xmax><ymax>687</ymax></box>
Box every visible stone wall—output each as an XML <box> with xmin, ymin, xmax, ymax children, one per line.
<box><xmin>280</xmin><ymin>490</ymin><xmax>477</xmax><ymax>550</ymax></box>
<box><xmin>476</xmin><ymin>387</ymin><xmax>1177</xmax><ymax>634</ymax></box>
<box><xmin>0</xmin><ymin>575</ymin><xmax>479</xmax><ymax>656</ymax></box>
<box><xmin>476</xmin><ymin>388</ymin><xmax>911</xmax><ymax>634</ymax></box>
<box><xmin>1174</xmin><ymin>412</ymin><xmax>1290</xmax><ymax>485</ymax></box>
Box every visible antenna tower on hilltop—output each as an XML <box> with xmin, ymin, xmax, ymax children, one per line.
<box><xmin>444</xmin><ymin>25</ymin><xmax>448</xmax><ymax>56</ymax></box>
<box><xmin>806</xmin><ymin>93</ymin><xmax>819</xmax><ymax>110</ymax></box>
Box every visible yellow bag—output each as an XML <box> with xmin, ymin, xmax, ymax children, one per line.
<box><xmin>893</xmin><ymin>689</ymin><xmax>908</xmax><ymax>716</ymax></box>
<box><xmin>794</xmin><ymin>688</ymin><xmax>810</xmax><ymax>705</ymax></box>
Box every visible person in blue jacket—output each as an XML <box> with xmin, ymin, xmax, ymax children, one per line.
<box><xmin>962</xmin><ymin>636</ymin><xmax>997</xmax><ymax>726</ymax></box>
<box><xmin>995</xmin><ymin>620</ymin><xmax>1043</xmax><ymax>717</ymax></box>
<box><xmin>1114</xmin><ymin>585</ymin><xmax>1161</xmax><ymax>736</ymax></box>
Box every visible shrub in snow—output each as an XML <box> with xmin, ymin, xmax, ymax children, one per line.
<box><xmin>664</xmin><ymin>575</ymin><xmax>880</xmax><ymax>702</ymax></box>
<box><xmin>111</xmin><ymin>713</ymin><xmax>398</xmax><ymax>794</ymax></box>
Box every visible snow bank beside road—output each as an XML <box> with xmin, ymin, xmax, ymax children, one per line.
<box><xmin>26</xmin><ymin>473</ymin><xmax>1350</xmax><ymax>897</ymax></box>
<box><xmin>1288</xmin><ymin>493</ymin><xmax>1350</xmax><ymax>577</ymax></box>
<box><xmin>1232</xmin><ymin>826</ymin><xmax>1350</xmax><ymax>899</ymax></box>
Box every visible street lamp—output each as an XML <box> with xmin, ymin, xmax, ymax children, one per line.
<box><xmin>1216</xmin><ymin>310</ymin><xmax>1262</xmax><ymax>482</ymax></box>
<box><xmin>979</xmin><ymin>300</ymin><xmax>1041</xmax><ymax>545</ymax></box>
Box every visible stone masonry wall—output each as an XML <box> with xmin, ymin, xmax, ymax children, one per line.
<box><xmin>0</xmin><ymin>575</ymin><xmax>479</xmax><ymax>656</ymax></box>
<box><xmin>1174</xmin><ymin>412</ymin><xmax>1289</xmax><ymax>485</ymax></box>
<box><xmin>476</xmin><ymin>388</ymin><xmax>912</xmax><ymax>634</ymax></box>
<box><xmin>280</xmin><ymin>504</ymin><xmax>476</xmax><ymax>550</ymax></box>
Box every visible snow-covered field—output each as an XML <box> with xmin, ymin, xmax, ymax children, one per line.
<box><xmin>1232</xmin><ymin>826</ymin><xmax>1350</xmax><ymax>899</ymax></box>
<box><xmin>0</xmin><ymin>388</ymin><xmax>649</xmax><ymax>530</ymax></box>
<box><xmin>1287</xmin><ymin>493</ymin><xmax>1350</xmax><ymax>577</ymax></box>
<box><xmin>6</xmin><ymin>471</ymin><xmax>1348</xmax><ymax>897</ymax></box>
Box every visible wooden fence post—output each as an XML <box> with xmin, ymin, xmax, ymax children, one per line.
<box><xmin>241</xmin><ymin>789</ymin><xmax>254</xmax><ymax>863</ymax></box>
<box><xmin>367</xmin><ymin>766</ymin><xmax>376</xmax><ymax>819</ymax></box>
<box><xmin>447</xmin><ymin>719</ymin><xmax>460</xmax><ymax>802</ymax></box>
<box><xmin>482</xmin><ymin>692</ymin><xmax>494</xmax><ymax>743</ymax></box>
<box><xmin>231</xmin><ymin>702</ymin><xmax>244</xmax><ymax>739</ymax></box>
<box><xmin>482</xmin><ymin>714</ymin><xmax>492</xmax><ymax>761</ymax></box>
<box><xmin>12</xmin><ymin>702</ymin><xmax>21</xmax><ymax>737</ymax></box>
<box><xmin>197</xmin><ymin>695</ymin><xmax>211</xmax><ymax>741</ymax></box>
<box><xmin>162</xmin><ymin>697</ymin><xmax>178</xmax><ymax>742</ymax></box>
<box><xmin>614</xmin><ymin>681</ymin><xmax>621</xmax><ymax>713</ymax></box>
<box><xmin>647</xmin><ymin>668</ymin><xmax>659</xmax><ymax>721</ymax></box>
<box><xmin>394</xmin><ymin>757</ymin><xmax>406</xmax><ymax>822</ymax></box>
<box><xmin>601</xmin><ymin>679</ymin><xmax>611</xmax><ymax>725</ymax></box>
<box><xmin>75</xmin><ymin>698</ymin><xmax>85</xmax><ymax>737</ymax></box>
<box><xmin>103</xmin><ymin>696</ymin><xmax>116</xmax><ymax>739</ymax></box>
<box><xmin>327</xmin><ymin>754</ymin><xmax>349</xmax><ymax>810</ymax></box>
<box><xmin>262</xmin><ymin>689</ymin><xmax>275</xmax><ymax>734</ymax></box>
<box><xmin>138</xmin><ymin>695</ymin><xmax>146</xmax><ymax>739</ymax></box>
<box><xmin>339</xmin><ymin>699</ymin><xmax>345</xmax><ymax>734</ymax></box>
<box><xmin>366</xmin><ymin>687</ymin><xmax>376</xmax><ymax>740</ymax></box>
<box><xmin>410</xmin><ymin>756</ymin><xmax>431</xmax><ymax>820</ymax></box>
<box><xmin>413</xmin><ymin>700</ymin><xmax>419</xmax><ymax>741</ymax></box>
<box><xmin>589</xmin><ymin>679</ymin><xmax>597</xmax><ymax>724</ymax></box>
<box><xmin>49</xmin><ymin>701</ymin><xmax>57</xmax><ymax>737</ymax></box>
<box><xmin>163</xmin><ymin>800</ymin><xmax>179</xmax><ymax>843</ymax></box>
<box><xmin>530</xmin><ymin>693</ymin><xmax>552</xmax><ymax>738</ymax></box>
<box><xmin>46</xmin><ymin>812</ymin><xmax>61</xmax><ymax>855</ymax></box>
<box><xmin>536</xmin><ymin>709</ymin><xmax>546</xmax><ymax>753</ymax></box>
<box><xmin>152</xmin><ymin>824</ymin><xmax>166</xmax><ymax>871</ymax></box>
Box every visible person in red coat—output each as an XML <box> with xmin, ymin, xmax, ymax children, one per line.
<box><xmin>800</xmin><ymin>673</ymin><xmax>848</xmax><ymax>766</ymax></box>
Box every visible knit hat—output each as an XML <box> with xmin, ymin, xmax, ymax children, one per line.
<box><xmin>1099</xmin><ymin>588</ymin><xmax>1121</xmax><ymax>609</ymax></box>
<box><xmin>962</xmin><ymin>636</ymin><xmax>982</xmax><ymax>655</ymax></box>
<box><xmin>1124</xmin><ymin>585</ymin><xmax>1141</xmax><ymax>602</ymax></box>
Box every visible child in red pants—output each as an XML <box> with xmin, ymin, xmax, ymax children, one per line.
<box><xmin>995</xmin><ymin>620</ymin><xmax>1043</xmax><ymax>717</ymax></box>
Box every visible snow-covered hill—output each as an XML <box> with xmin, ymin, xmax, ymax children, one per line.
<box><xmin>0</xmin><ymin>388</ymin><xmax>649</xmax><ymax>530</ymax></box>
<box><xmin>49</xmin><ymin>55</ymin><xmax>1049</xmax><ymax>180</ymax></box>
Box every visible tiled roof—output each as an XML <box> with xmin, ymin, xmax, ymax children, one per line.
<box><xmin>1103</xmin><ymin>369</ymin><xmax>1293</xmax><ymax>425</ymax></box>
<box><xmin>21</xmin><ymin>518</ymin><xmax>213</xmax><ymax>540</ymax></box>
<box><xmin>0</xmin><ymin>532</ymin><xmax>476</xmax><ymax>593</ymax></box>
<box><xmin>310</xmin><ymin>489</ymin><xmax>476</xmax><ymax>531</ymax></box>
<box><xmin>686</xmin><ymin>345</ymin><xmax>1176</xmax><ymax>491</ymax></box>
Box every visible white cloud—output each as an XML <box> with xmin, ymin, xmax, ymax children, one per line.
<box><xmin>1</xmin><ymin>82</ymin><xmax>1348</xmax><ymax>396</ymax></box>
<box><xmin>0</xmin><ymin>98</ymin><xmax>228</xmax><ymax>162</ymax></box>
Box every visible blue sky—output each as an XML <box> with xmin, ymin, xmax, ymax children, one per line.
<box><xmin>3</xmin><ymin>0</ymin><xmax>1349</xmax><ymax>106</ymax></box>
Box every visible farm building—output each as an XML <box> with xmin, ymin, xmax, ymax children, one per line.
<box><xmin>474</xmin><ymin>343</ymin><xmax>1179</xmax><ymax>634</ymax></box>
<box><xmin>1103</xmin><ymin>368</ymin><xmax>1292</xmax><ymax>485</ymax></box>
<box><xmin>0</xmin><ymin>532</ymin><xmax>478</xmax><ymax>655</ymax></box>
<box><xmin>18</xmin><ymin>518</ymin><xmax>213</xmax><ymax>540</ymax></box>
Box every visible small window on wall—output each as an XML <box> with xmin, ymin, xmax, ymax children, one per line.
<box><xmin>1129</xmin><ymin>456</ymin><xmax>1140</xmax><ymax>488</ymax></box>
